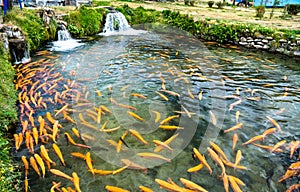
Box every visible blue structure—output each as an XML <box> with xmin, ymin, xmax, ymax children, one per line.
<box><xmin>254</xmin><ymin>0</ymin><xmax>300</xmax><ymax>7</ymax></box>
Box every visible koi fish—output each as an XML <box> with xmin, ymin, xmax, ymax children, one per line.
<box><xmin>139</xmin><ymin>186</ymin><xmax>153</xmax><ymax>192</ymax></box>
<box><xmin>105</xmin><ymin>186</ymin><xmax>129</xmax><ymax>192</ymax></box>
<box><xmin>30</xmin><ymin>156</ymin><xmax>41</xmax><ymax>177</ymax></box>
<box><xmin>112</xmin><ymin>165</ymin><xmax>129</xmax><ymax>175</ymax></box>
<box><xmin>261</xmin><ymin>128</ymin><xmax>276</xmax><ymax>139</ymax></box>
<box><xmin>156</xmin><ymin>91</ymin><xmax>168</xmax><ymax>101</ymax></box>
<box><xmin>121</xmin><ymin>159</ymin><xmax>147</xmax><ymax>173</ymax></box>
<box><xmin>72</xmin><ymin>172</ymin><xmax>81</xmax><ymax>192</ymax></box>
<box><xmin>227</xmin><ymin>175</ymin><xmax>245</xmax><ymax>187</ymax></box>
<box><xmin>232</xmin><ymin>133</ymin><xmax>238</xmax><ymax>151</ymax></box>
<box><xmin>193</xmin><ymin>148</ymin><xmax>212</xmax><ymax>175</ymax></box>
<box><xmin>271</xmin><ymin>140</ymin><xmax>286</xmax><ymax>152</ymax></box>
<box><xmin>207</xmin><ymin>147</ymin><xmax>226</xmax><ymax>175</ymax></box>
<box><xmin>24</xmin><ymin>177</ymin><xmax>28</xmax><ymax>192</ymax></box>
<box><xmin>127</xmin><ymin>111</ymin><xmax>145</xmax><ymax>122</ymax></box>
<box><xmin>252</xmin><ymin>143</ymin><xmax>283</xmax><ymax>153</ymax></box>
<box><xmin>155</xmin><ymin>179</ymin><xmax>188</xmax><ymax>192</ymax></box>
<box><xmin>52</xmin><ymin>120</ymin><xmax>59</xmax><ymax>143</ymax></box>
<box><xmin>242</xmin><ymin>135</ymin><xmax>264</xmax><ymax>146</ymax></box>
<box><xmin>220</xmin><ymin>157</ymin><xmax>248</xmax><ymax>170</ymax></box>
<box><xmin>50</xmin><ymin>182</ymin><xmax>61</xmax><ymax>192</ymax></box>
<box><xmin>117</xmin><ymin>131</ymin><xmax>128</xmax><ymax>153</ymax></box>
<box><xmin>153</xmin><ymin>140</ymin><xmax>173</xmax><ymax>152</ymax></box>
<box><xmin>235</xmin><ymin>111</ymin><xmax>240</xmax><ymax>124</ymax></box>
<box><xmin>50</xmin><ymin>169</ymin><xmax>73</xmax><ymax>182</ymax></box>
<box><xmin>228</xmin><ymin>174</ymin><xmax>243</xmax><ymax>192</ymax></box>
<box><xmin>159</xmin><ymin>125</ymin><xmax>184</xmax><ymax>130</ymax></box>
<box><xmin>161</xmin><ymin>90</ymin><xmax>180</xmax><ymax>97</ymax></box>
<box><xmin>151</xmin><ymin>110</ymin><xmax>161</xmax><ymax>123</ymax></box>
<box><xmin>86</xmin><ymin>152</ymin><xmax>94</xmax><ymax>175</ymax></box>
<box><xmin>40</xmin><ymin>145</ymin><xmax>54</xmax><ymax>164</ymax></box>
<box><xmin>234</xmin><ymin>150</ymin><xmax>242</xmax><ymax>169</ymax></box>
<box><xmin>22</xmin><ymin>156</ymin><xmax>29</xmax><ymax>176</ymax></box>
<box><xmin>209</xmin><ymin>111</ymin><xmax>217</xmax><ymax>126</ymax></box>
<box><xmin>55</xmin><ymin>104</ymin><xmax>68</xmax><ymax>116</ymax></box>
<box><xmin>224</xmin><ymin>123</ymin><xmax>243</xmax><ymax>133</ymax></box>
<box><xmin>34</xmin><ymin>154</ymin><xmax>45</xmax><ymax>178</ymax></box>
<box><xmin>266</xmin><ymin>116</ymin><xmax>283</xmax><ymax>133</ymax></box>
<box><xmin>222</xmin><ymin>173</ymin><xmax>229</xmax><ymax>192</ymax></box>
<box><xmin>91</xmin><ymin>168</ymin><xmax>114</xmax><ymax>175</ymax></box>
<box><xmin>137</xmin><ymin>152</ymin><xmax>171</xmax><ymax>162</ymax></box>
<box><xmin>53</xmin><ymin>143</ymin><xmax>66</xmax><ymax>166</ymax></box>
<box><xmin>160</xmin><ymin>115</ymin><xmax>179</xmax><ymax>125</ymax></box>
<box><xmin>130</xmin><ymin>93</ymin><xmax>147</xmax><ymax>99</ymax></box>
<box><xmin>209</xmin><ymin>141</ymin><xmax>229</xmax><ymax>162</ymax></box>
<box><xmin>198</xmin><ymin>90</ymin><xmax>203</xmax><ymax>100</ymax></box>
<box><xmin>288</xmin><ymin>141</ymin><xmax>300</xmax><ymax>158</ymax></box>
<box><xmin>180</xmin><ymin>177</ymin><xmax>208</xmax><ymax>192</ymax></box>
<box><xmin>187</xmin><ymin>163</ymin><xmax>204</xmax><ymax>173</ymax></box>
<box><xmin>100</xmin><ymin>105</ymin><xmax>112</xmax><ymax>114</ymax></box>
<box><xmin>100</xmin><ymin>120</ymin><xmax>109</xmax><ymax>131</ymax></box>
<box><xmin>129</xmin><ymin>129</ymin><xmax>148</xmax><ymax>145</ymax></box>
<box><xmin>286</xmin><ymin>184</ymin><xmax>300</xmax><ymax>192</ymax></box>
<box><xmin>154</xmin><ymin>133</ymin><xmax>179</xmax><ymax>153</ymax></box>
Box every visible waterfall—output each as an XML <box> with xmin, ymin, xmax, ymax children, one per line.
<box><xmin>57</xmin><ymin>25</ymin><xmax>72</xmax><ymax>41</ymax></box>
<box><xmin>102</xmin><ymin>12</ymin><xmax>131</xmax><ymax>34</ymax></box>
<box><xmin>50</xmin><ymin>24</ymin><xmax>84</xmax><ymax>52</ymax></box>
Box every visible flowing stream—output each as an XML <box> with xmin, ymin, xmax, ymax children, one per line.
<box><xmin>13</xmin><ymin>24</ymin><xmax>300</xmax><ymax>192</ymax></box>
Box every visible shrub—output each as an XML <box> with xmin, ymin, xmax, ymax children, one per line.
<box><xmin>216</xmin><ymin>1</ymin><xmax>224</xmax><ymax>8</ymax></box>
<box><xmin>286</xmin><ymin>4</ymin><xmax>300</xmax><ymax>15</ymax></box>
<box><xmin>63</xmin><ymin>6</ymin><xmax>104</xmax><ymax>37</ymax></box>
<box><xmin>208</xmin><ymin>1</ymin><xmax>214</xmax><ymax>7</ymax></box>
<box><xmin>255</xmin><ymin>5</ymin><xmax>265</xmax><ymax>19</ymax></box>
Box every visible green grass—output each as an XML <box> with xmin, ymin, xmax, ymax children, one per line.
<box><xmin>0</xmin><ymin>44</ymin><xmax>20</xmax><ymax>192</ymax></box>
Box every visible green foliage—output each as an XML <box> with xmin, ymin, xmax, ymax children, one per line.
<box><xmin>116</xmin><ymin>4</ymin><xmax>161</xmax><ymax>25</ymax></box>
<box><xmin>255</xmin><ymin>5</ymin><xmax>265</xmax><ymax>19</ymax></box>
<box><xmin>63</xmin><ymin>6</ymin><xmax>104</xmax><ymax>37</ymax></box>
<box><xmin>5</xmin><ymin>9</ymin><xmax>47</xmax><ymax>51</ymax></box>
<box><xmin>286</xmin><ymin>4</ymin><xmax>300</xmax><ymax>15</ymax></box>
<box><xmin>208</xmin><ymin>1</ymin><xmax>214</xmax><ymax>8</ymax></box>
<box><xmin>0</xmin><ymin>43</ymin><xmax>20</xmax><ymax>192</ymax></box>
<box><xmin>216</xmin><ymin>1</ymin><xmax>224</xmax><ymax>8</ymax></box>
<box><xmin>94</xmin><ymin>1</ymin><xmax>110</xmax><ymax>6</ymax></box>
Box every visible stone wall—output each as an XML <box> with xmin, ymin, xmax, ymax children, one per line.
<box><xmin>238</xmin><ymin>35</ymin><xmax>300</xmax><ymax>57</ymax></box>
<box><xmin>0</xmin><ymin>24</ymin><xmax>31</xmax><ymax>64</ymax></box>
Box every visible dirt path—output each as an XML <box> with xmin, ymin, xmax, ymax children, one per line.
<box><xmin>111</xmin><ymin>1</ymin><xmax>300</xmax><ymax>31</ymax></box>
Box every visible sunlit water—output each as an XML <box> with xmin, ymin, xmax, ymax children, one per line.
<box><xmin>13</xmin><ymin>25</ymin><xmax>300</xmax><ymax>192</ymax></box>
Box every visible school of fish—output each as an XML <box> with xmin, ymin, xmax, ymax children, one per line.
<box><xmin>12</xmin><ymin>43</ymin><xmax>299</xmax><ymax>192</ymax></box>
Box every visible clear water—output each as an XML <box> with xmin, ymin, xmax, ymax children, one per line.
<box><xmin>13</xmin><ymin>24</ymin><xmax>300</xmax><ymax>192</ymax></box>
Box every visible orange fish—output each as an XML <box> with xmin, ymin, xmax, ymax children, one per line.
<box><xmin>193</xmin><ymin>148</ymin><xmax>212</xmax><ymax>175</ymax></box>
<box><xmin>160</xmin><ymin>115</ymin><xmax>179</xmax><ymax>125</ymax></box>
<box><xmin>187</xmin><ymin>163</ymin><xmax>204</xmax><ymax>173</ymax></box>
<box><xmin>50</xmin><ymin>169</ymin><xmax>73</xmax><ymax>182</ymax></box>
<box><xmin>30</xmin><ymin>156</ymin><xmax>41</xmax><ymax>177</ymax></box>
<box><xmin>207</xmin><ymin>147</ymin><xmax>226</xmax><ymax>175</ymax></box>
<box><xmin>137</xmin><ymin>152</ymin><xmax>171</xmax><ymax>162</ymax></box>
<box><xmin>242</xmin><ymin>135</ymin><xmax>264</xmax><ymax>146</ymax></box>
<box><xmin>224</xmin><ymin>123</ymin><xmax>243</xmax><ymax>133</ymax></box>
<box><xmin>139</xmin><ymin>186</ymin><xmax>153</xmax><ymax>192</ymax></box>
<box><xmin>129</xmin><ymin>129</ymin><xmax>148</xmax><ymax>145</ymax></box>
<box><xmin>72</xmin><ymin>172</ymin><xmax>81</xmax><ymax>192</ymax></box>
<box><xmin>85</xmin><ymin>152</ymin><xmax>94</xmax><ymax>175</ymax></box>
<box><xmin>232</xmin><ymin>134</ymin><xmax>238</xmax><ymax>151</ymax></box>
<box><xmin>127</xmin><ymin>111</ymin><xmax>145</xmax><ymax>122</ymax></box>
<box><xmin>180</xmin><ymin>177</ymin><xmax>208</xmax><ymax>192</ymax></box>
<box><xmin>34</xmin><ymin>154</ymin><xmax>45</xmax><ymax>178</ymax></box>
<box><xmin>53</xmin><ymin>143</ymin><xmax>66</xmax><ymax>166</ymax></box>
<box><xmin>266</xmin><ymin>116</ymin><xmax>283</xmax><ymax>133</ymax></box>
<box><xmin>22</xmin><ymin>156</ymin><xmax>29</xmax><ymax>176</ymax></box>
<box><xmin>105</xmin><ymin>186</ymin><xmax>129</xmax><ymax>192</ymax></box>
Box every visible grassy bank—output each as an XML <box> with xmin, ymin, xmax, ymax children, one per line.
<box><xmin>0</xmin><ymin>45</ymin><xmax>20</xmax><ymax>191</ymax></box>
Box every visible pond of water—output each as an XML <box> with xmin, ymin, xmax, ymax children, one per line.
<box><xmin>13</xmin><ymin>24</ymin><xmax>300</xmax><ymax>192</ymax></box>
